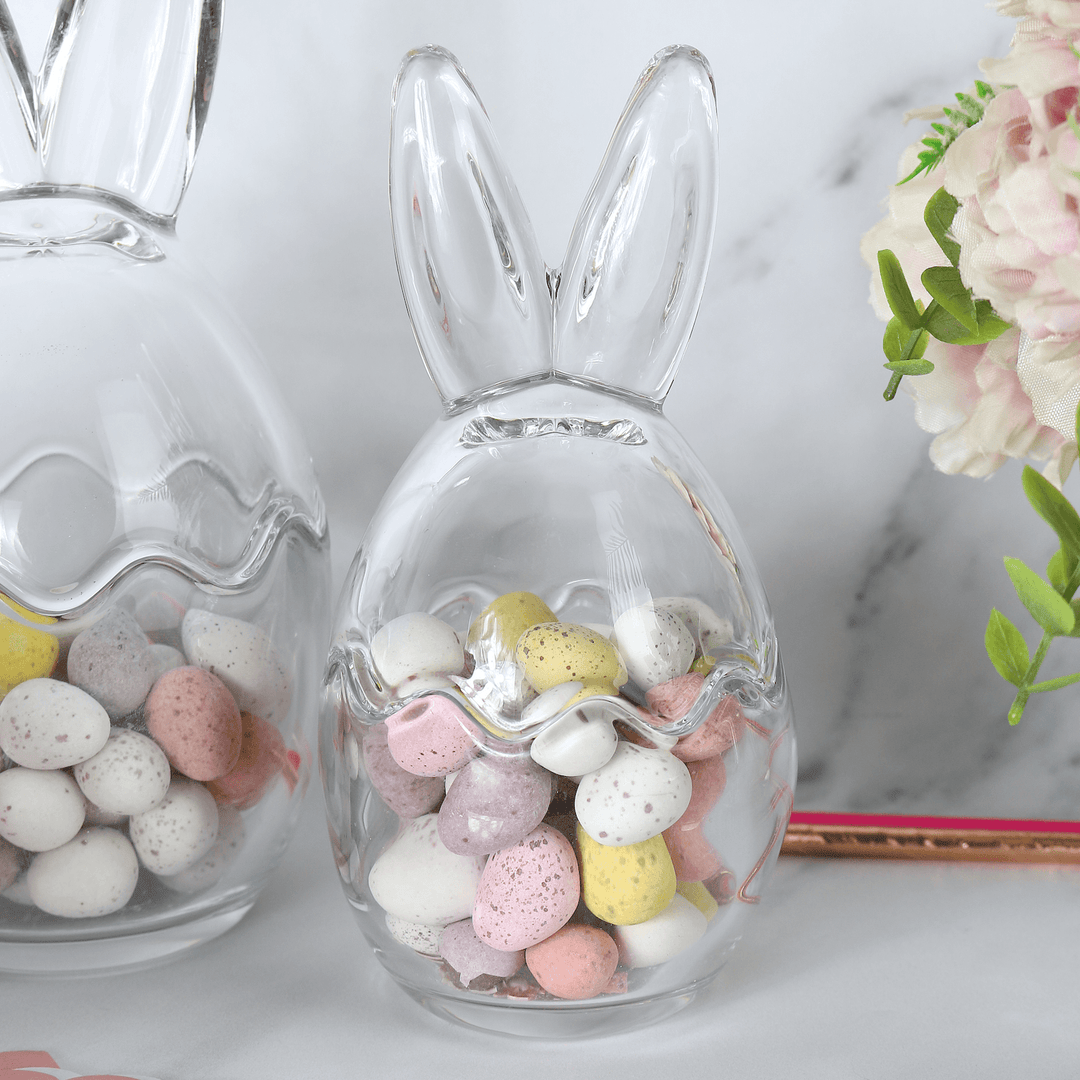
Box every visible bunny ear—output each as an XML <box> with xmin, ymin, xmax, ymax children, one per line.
<box><xmin>37</xmin><ymin>0</ymin><xmax>221</xmax><ymax>222</ymax></box>
<box><xmin>390</xmin><ymin>46</ymin><xmax>551</xmax><ymax>408</ymax></box>
<box><xmin>0</xmin><ymin>0</ymin><xmax>40</xmax><ymax>189</ymax></box>
<box><xmin>554</xmin><ymin>46</ymin><xmax>719</xmax><ymax>404</ymax></box>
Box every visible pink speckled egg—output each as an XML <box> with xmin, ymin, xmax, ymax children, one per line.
<box><xmin>663</xmin><ymin>822</ymin><xmax>721</xmax><ymax>882</ymax></box>
<box><xmin>471</xmin><ymin>823</ymin><xmax>579</xmax><ymax>951</ymax></box>
<box><xmin>645</xmin><ymin>675</ymin><xmax>747</xmax><ymax>762</ymax></box>
<box><xmin>145</xmin><ymin>666</ymin><xmax>242</xmax><ymax>781</ymax></box>
<box><xmin>360</xmin><ymin>722</ymin><xmax>444</xmax><ymax>818</ymax></box>
<box><xmin>525</xmin><ymin>924</ymin><xmax>619</xmax><ymax>1000</ymax></box>
<box><xmin>206</xmin><ymin>712</ymin><xmax>285</xmax><ymax>810</ymax></box>
<box><xmin>385</xmin><ymin>694</ymin><xmax>479</xmax><ymax>777</ymax></box>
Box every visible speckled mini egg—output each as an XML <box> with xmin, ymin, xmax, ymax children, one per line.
<box><xmin>612</xmin><ymin>604</ymin><xmax>695</xmax><ymax>691</ymax></box>
<box><xmin>360</xmin><ymin>722</ymin><xmax>444</xmax><ymax>818</ymax></box>
<box><xmin>525</xmin><ymin>924</ymin><xmax>620</xmax><ymax>1000</ymax></box>
<box><xmin>645</xmin><ymin>676</ymin><xmax>747</xmax><ymax>761</ymax></box>
<box><xmin>385</xmin><ymin>911</ymin><xmax>444</xmax><ymax>955</ymax></box>
<box><xmin>128</xmin><ymin>777</ymin><xmax>219</xmax><ymax>875</ymax></box>
<box><xmin>677</xmin><ymin>879</ymin><xmax>719</xmax><ymax>920</ymax></box>
<box><xmin>529</xmin><ymin>701</ymin><xmax>619</xmax><ymax>777</ymax></box>
<box><xmin>145</xmin><ymin>666</ymin><xmax>243</xmax><ymax>781</ymax></box>
<box><xmin>181</xmin><ymin>609</ymin><xmax>292</xmax><ymax>724</ymax></box>
<box><xmin>384</xmin><ymin>694</ymin><xmax>479</xmax><ymax>777</ymax></box>
<box><xmin>577</xmin><ymin>824</ymin><xmax>676</xmax><ymax>926</ymax></box>
<box><xmin>0</xmin><ymin>766</ymin><xmax>85</xmax><ymax>852</ymax></box>
<box><xmin>156</xmin><ymin>804</ymin><xmax>245</xmax><ymax>894</ymax></box>
<box><xmin>66</xmin><ymin>609</ymin><xmax>159</xmax><ymax>720</ymax></box>
<box><xmin>466</xmin><ymin>592</ymin><xmax>556</xmax><ymax>664</ymax></box>
<box><xmin>148</xmin><ymin>643</ymin><xmax>187</xmax><ymax>681</ymax></box>
<box><xmin>471</xmin><ymin>823</ymin><xmax>580</xmax><ymax>951</ymax></box>
<box><xmin>439</xmin><ymin>919</ymin><xmax>525</xmax><ymax>984</ymax></box>
<box><xmin>436</xmin><ymin>753</ymin><xmax>552</xmax><ymax>855</ymax></box>
<box><xmin>515</xmin><ymin>623</ymin><xmax>626</xmax><ymax>695</ymax></box>
<box><xmin>368</xmin><ymin>813</ymin><xmax>485</xmax><ymax>926</ymax></box>
<box><xmin>205</xmin><ymin>712</ymin><xmax>286</xmax><ymax>810</ymax></box>
<box><xmin>74</xmin><ymin>727</ymin><xmax>171</xmax><ymax>816</ymax></box>
<box><xmin>370</xmin><ymin>612</ymin><xmax>464</xmax><ymax>690</ymax></box>
<box><xmin>575</xmin><ymin>741</ymin><xmax>692</xmax><ymax>846</ymax></box>
<box><xmin>0</xmin><ymin>678</ymin><xmax>110</xmax><ymax>770</ymax></box>
<box><xmin>663</xmin><ymin>822</ymin><xmax>721</xmax><ymax>882</ymax></box>
<box><xmin>652</xmin><ymin>597</ymin><xmax>733</xmax><ymax>659</ymax></box>
<box><xmin>27</xmin><ymin>827</ymin><xmax>139</xmax><ymax>918</ymax></box>
<box><xmin>0</xmin><ymin>615</ymin><xmax>59</xmax><ymax>700</ymax></box>
<box><xmin>612</xmin><ymin>892</ymin><xmax>707</xmax><ymax>968</ymax></box>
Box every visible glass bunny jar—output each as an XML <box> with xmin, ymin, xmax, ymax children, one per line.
<box><xmin>0</xmin><ymin>0</ymin><xmax>329</xmax><ymax>973</ymax></box>
<box><xmin>322</xmin><ymin>45</ymin><xmax>795</xmax><ymax>1037</ymax></box>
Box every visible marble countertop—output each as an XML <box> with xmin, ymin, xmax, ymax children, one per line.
<box><xmin>3</xmin><ymin>0</ymin><xmax>1078</xmax><ymax>1074</ymax></box>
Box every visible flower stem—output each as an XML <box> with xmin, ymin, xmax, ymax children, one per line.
<box><xmin>883</xmin><ymin>301</ymin><xmax>939</xmax><ymax>401</ymax></box>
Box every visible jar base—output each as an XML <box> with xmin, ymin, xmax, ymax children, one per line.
<box><xmin>0</xmin><ymin>900</ymin><xmax>254</xmax><ymax>976</ymax></box>
<box><xmin>398</xmin><ymin>977</ymin><xmax>711</xmax><ymax>1039</ymax></box>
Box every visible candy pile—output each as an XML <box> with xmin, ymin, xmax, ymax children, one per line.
<box><xmin>0</xmin><ymin>602</ymin><xmax>295</xmax><ymax>919</ymax></box>
<box><xmin>358</xmin><ymin>591</ymin><xmax>749</xmax><ymax>1001</ymax></box>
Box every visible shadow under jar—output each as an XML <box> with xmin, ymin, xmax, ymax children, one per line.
<box><xmin>0</xmin><ymin>0</ymin><xmax>329</xmax><ymax>974</ymax></box>
<box><xmin>320</xmin><ymin>45</ymin><xmax>795</xmax><ymax>1037</ymax></box>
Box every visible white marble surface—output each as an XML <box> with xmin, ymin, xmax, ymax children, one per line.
<box><xmin>4</xmin><ymin>0</ymin><xmax>1079</xmax><ymax>1074</ymax></box>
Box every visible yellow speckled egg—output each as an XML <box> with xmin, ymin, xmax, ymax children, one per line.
<box><xmin>467</xmin><ymin>592</ymin><xmax>557</xmax><ymax>663</ymax></box>
<box><xmin>577</xmin><ymin>823</ymin><xmax>676</xmax><ymax>926</ymax></box>
<box><xmin>516</xmin><ymin>624</ymin><xmax>626</xmax><ymax>695</ymax></box>
<box><xmin>0</xmin><ymin>615</ymin><xmax>59</xmax><ymax>700</ymax></box>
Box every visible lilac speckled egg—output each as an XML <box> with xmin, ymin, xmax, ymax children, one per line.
<box><xmin>360</xmin><ymin>722</ymin><xmax>444</xmax><ymax>818</ymax></box>
<box><xmin>575</xmin><ymin>741</ymin><xmax>692</xmax><ymax>846</ymax></box>
<box><xmin>66</xmin><ymin>609</ymin><xmax>159</xmax><ymax>720</ymax></box>
<box><xmin>472</xmin><ymin>823</ymin><xmax>579</xmax><ymax>951</ymax></box>
<box><xmin>440</xmin><ymin>919</ymin><xmax>524</xmax><ymax>985</ymax></box>
<box><xmin>27</xmin><ymin>827</ymin><xmax>139</xmax><ymax>917</ymax></box>
<box><xmin>181</xmin><ymin>609</ymin><xmax>292</xmax><ymax>724</ymax></box>
<box><xmin>145</xmin><ymin>666</ymin><xmax>242</xmax><ymax>781</ymax></box>
<box><xmin>129</xmin><ymin>777</ymin><xmax>219</xmax><ymax>875</ymax></box>
<box><xmin>437</xmin><ymin>753</ymin><xmax>552</xmax><ymax>855</ymax></box>
<box><xmin>0</xmin><ymin>678</ymin><xmax>110</xmax><ymax>770</ymax></box>
<box><xmin>385</xmin><ymin>695</ymin><xmax>479</xmax><ymax>777</ymax></box>
<box><xmin>74</xmin><ymin>727</ymin><xmax>171</xmax><ymax>815</ymax></box>
<box><xmin>368</xmin><ymin>814</ymin><xmax>485</xmax><ymax>926</ymax></box>
<box><xmin>0</xmin><ymin>767</ymin><xmax>85</xmax><ymax>852</ymax></box>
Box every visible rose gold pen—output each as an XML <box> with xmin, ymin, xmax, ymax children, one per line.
<box><xmin>780</xmin><ymin>811</ymin><xmax>1080</xmax><ymax>864</ymax></box>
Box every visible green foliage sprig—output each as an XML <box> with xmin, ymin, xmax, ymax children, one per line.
<box><xmin>899</xmin><ymin>82</ymin><xmax>997</xmax><ymax>183</ymax></box>
<box><xmin>986</xmin><ymin>400</ymin><xmax>1080</xmax><ymax>724</ymax></box>
<box><xmin>877</xmin><ymin>187</ymin><xmax>1011</xmax><ymax>400</ymax></box>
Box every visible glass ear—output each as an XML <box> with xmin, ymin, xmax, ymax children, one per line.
<box><xmin>554</xmin><ymin>46</ymin><xmax>719</xmax><ymax>404</ymax></box>
<box><xmin>37</xmin><ymin>0</ymin><xmax>220</xmax><ymax>222</ymax></box>
<box><xmin>390</xmin><ymin>46</ymin><xmax>551</xmax><ymax>409</ymax></box>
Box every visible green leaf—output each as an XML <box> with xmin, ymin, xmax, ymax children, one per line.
<box><xmin>971</xmin><ymin>300</ymin><xmax>1011</xmax><ymax>342</ymax></box>
<box><xmin>923</xmin><ymin>188</ymin><xmax>961</xmax><ymax>267</ymax></box>
<box><xmin>877</xmin><ymin>250</ymin><xmax>923</xmax><ymax>331</ymax></box>
<box><xmin>924</xmin><ymin>299</ymin><xmax>1011</xmax><ymax>345</ymax></box>
<box><xmin>1047</xmin><ymin>547</ymin><xmax>1076</xmax><ymax>593</ymax></box>
<box><xmin>1068</xmin><ymin>599</ymin><xmax>1080</xmax><ymax>636</ymax></box>
<box><xmin>1004</xmin><ymin>556</ymin><xmax>1076</xmax><ymax>634</ymax></box>
<box><xmin>883</xmin><ymin>318</ymin><xmax>928</xmax><ymax>363</ymax></box>
<box><xmin>883</xmin><ymin>358</ymin><xmax>935</xmax><ymax>376</ymax></box>
<box><xmin>1021</xmin><ymin>465</ymin><xmax>1080</xmax><ymax>560</ymax></box>
<box><xmin>985</xmin><ymin>608</ymin><xmax>1031</xmax><ymax>686</ymax></box>
<box><xmin>922</xmin><ymin>265</ymin><xmax>978</xmax><ymax>331</ymax></box>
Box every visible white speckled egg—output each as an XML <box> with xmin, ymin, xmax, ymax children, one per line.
<box><xmin>368</xmin><ymin>813</ymin><xmax>484</xmax><ymax>926</ymax></box>
<box><xmin>157</xmin><ymin>805</ymin><xmax>245</xmax><ymax>894</ymax></box>
<box><xmin>530</xmin><ymin>703</ymin><xmax>618</xmax><ymax>777</ymax></box>
<box><xmin>27</xmin><ymin>827</ymin><xmax>139</xmax><ymax>917</ymax></box>
<box><xmin>520</xmin><ymin>682</ymin><xmax>584</xmax><ymax>729</ymax></box>
<box><xmin>0</xmin><ymin>767</ymin><xmax>85</xmax><ymax>852</ymax></box>
<box><xmin>613</xmin><ymin>892</ymin><xmax>708</xmax><ymax>968</ymax></box>
<box><xmin>385</xmin><ymin>911</ymin><xmax>444</xmax><ymax>955</ymax></box>
<box><xmin>371</xmin><ymin>613</ymin><xmax>464</xmax><ymax>690</ymax></box>
<box><xmin>74</xmin><ymin>728</ymin><xmax>171</xmax><ymax>815</ymax></box>
<box><xmin>181</xmin><ymin>609</ymin><xmax>291</xmax><ymax>723</ymax></box>
<box><xmin>653</xmin><ymin>597</ymin><xmax>733</xmax><ymax>657</ymax></box>
<box><xmin>129</xmin><ymin>777</ymin><xmax>219</xmax><ymax>875</ymax></box>
<box><xmin>0</xmin><ymin>678</ymin><xmax>110</xmax><ymax>769</ymax></box>
<box><xmin>575</xmin><ymin>741</ymin><xmax>692</xmax><ymax>846</ymax></box>
<box><xmin>612</xmin><ymin>605</ymin><xmax>695</xmax><ymax>690</ymax></box>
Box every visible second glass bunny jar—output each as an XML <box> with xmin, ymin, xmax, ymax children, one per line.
<box><xmin>322</xmin><ymin>45</ymin><xmax>796</xmax><ymax>1037</ymax></box>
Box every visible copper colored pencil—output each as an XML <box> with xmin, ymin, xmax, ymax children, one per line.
<box><xmin>780</xmin><ymin>811</ymin><xmax>1080</xmax><ymax>864</ymax></box>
